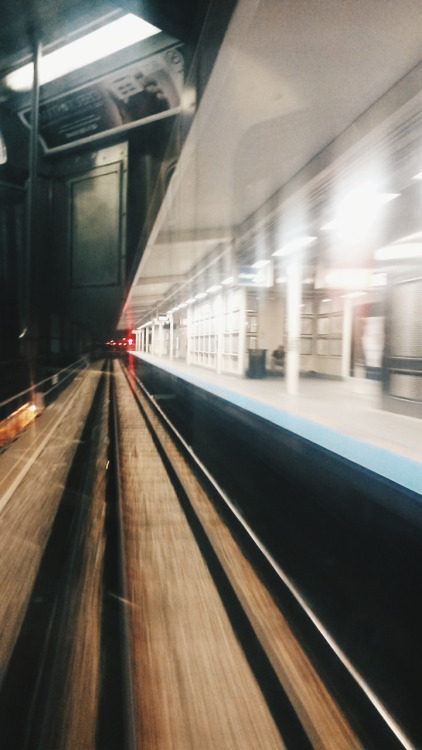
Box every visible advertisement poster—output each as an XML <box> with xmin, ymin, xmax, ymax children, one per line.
<box><xmin>20</xmin><ymin>47</ymin><xmax>184</xmax><ymax>151</ymax></box>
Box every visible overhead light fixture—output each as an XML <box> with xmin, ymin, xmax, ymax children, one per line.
<box><xmin>380</xmin><ymin>193</ymin><xmax>400</xmax><ymax>203</ymax></box>
<box><xmin>324</xmin><ymin>268</ymin><xmax>371</xmax><ymax>290</ymax></box>
<box><xmin>252</xmin><ymin>260</ymin><xmax>270</xmax><ymax>269</ymax></box>
<box><xmin>195</xmin><ymin>292</ymin><xmax>207</xmax><ymax>299</ymax></box>
<box><xmin>320</xmin><ymin>191</ymin><xmax>399</xmax><ymax>237</ymax></box>
<box><xmin>371</xmin><ymin>272</ymin><xmax>387</xmax><ymax>287</ymax></box>
<box><xmin>185</xmin><ymin>298</ymin><xmax>196</xmax><ymax>304</ymax></box>
<box><xmin>412</xmin><ymin>171</ymin><xmax>422</xmax><ymax>180</ymax></box>
<box><xmin>4</xmin><ymin>13</ymin><xmax>160</xmax><ymax>91</ymax></box>
<box><xmin>221</xmin><ymin>276</ymin><xmax>233</xmax><ymax>286</ymax></box>
<box><xmin>394</xmin><ymin>230</ymin><xmax>422</xmax><ymax>243</ymax></box>
<box><xmin>375</xmin><ymin>243</ymin><xmax>422</xmax><ymax>261</ymax></box>
<box><xmin>272</xmin><ymin>236</ymin><xmax>317</xmax><ymax>257</ymax></box>
<box><xmin>206</xmin><ymin>284</ymin><xmax>222</xmax><ymax>293</ymax></box>
<box><xmin>275</xmin><ymin>276</ymin><xmax>286</xmax><ymax>284</ymax></box>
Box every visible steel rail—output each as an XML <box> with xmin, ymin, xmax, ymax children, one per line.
<box><xmin>110</xmin><ymin>361</ymin><xmax>138</xmax><ymax>750</ymax></box>
<box><xmin>123</xmin><ymin>361</ymin><xmax>416</xmax><ymax>750</ymax></box>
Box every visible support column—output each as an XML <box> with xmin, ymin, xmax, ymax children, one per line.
<box><xmin>238</xmin><ymin>287</ymin><xmax>247</xmax><ymax>376</ymax></box>
<box><xmin>158</xmin><ymin>321</ymin><xmax>164</xmax><ymax>356</ymax></box>
<box><xmin>216</xmin><ymin>294</ymin><xmax>223</xmax><ymax>374</ymax></box>
<box><xmin>342</xmin><ymin>296</ymin><xmax>353</xmax><ymax>378</ymax></box>
<box><xmin>169</xmin><ymin>314</ymin><xmax>174</xmax><ymax>360</ymax></box>
<box><xmin>285</xmin><ymin>260</ymin><xmax>302</xmax><ymax>395</ymax></box>
<box><xmin>186</xmin><ymin>306</ymin><xmax>192</xmax><ymax>365</ymax></box>
<box><xmin>151</xmin><ymin>323</ymin><xmax>155</xmax><ymax>354</ymax></box>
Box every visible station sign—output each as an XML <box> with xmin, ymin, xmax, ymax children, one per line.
<box><xmin>19</xmin><ymin>45</ymin><xmax>184</xmax><ymax>153</ymax></box>
<box><xmin>237</xmin><ymin>265</ymin><xmax>271</xmax><ymax>287</ymax></box>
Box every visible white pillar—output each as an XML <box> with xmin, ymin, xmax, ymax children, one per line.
<box><xmin>342</xmin><ymin>296</ymin><xmax>352</xmax><ymax>378</ymax></box>
<box><xmin>158</xmin><ymin>322</ymin><xmax>164</xmax><ymax>356</ymax></box>
<box><xmin>151</xmin><ymin>323</ymin><xmax>155</xmax><ymax>354</ymax></box>
<box><xmin>238</xmin><ymin>287</ymin><xmax>247</xmax><ymax>376</ymax></box>
<box><xmin>135</xmin><ymin>331</ymin><xmax>140</xmax><ymax>351</ymax></box>
<box><xmin>169</xmin><ymin>314</ymin><xmax>174</xmax><ymax>360</ymax></box>
<box><xmin>286</xmin><ymin>260</ymin><xmax>302</xmax><ymax>395</ymax></box>
<box><xmin>186</xmin><ymin>306</ymin><xmax>192</xmax><ymax>365</ymax></box>
<box><xmin>216</xmin><ymin>294</ymin><xmax>223</xmax><ymax>374</ymax></box>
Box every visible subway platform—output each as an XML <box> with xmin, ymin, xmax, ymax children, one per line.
<box><xmin>130</xmin><ymin>352</ymin><xmax>422</xmax><ymax>496</ymax></box>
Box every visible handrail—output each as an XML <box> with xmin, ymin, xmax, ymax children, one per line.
<box><xmin>0</xmin><ymin>356</ymin><xmax>89</xmax><ymax>411</ymax></box>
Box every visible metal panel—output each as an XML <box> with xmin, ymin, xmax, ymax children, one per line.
<box><xmin>391</xmin><ymin>278</ymin><xmax>422</xmax><ymax>358</ymax></box>
<box><xmin>70</xmin><ymin>165</ymin><xmax>122</xmax><ymax>287</ymax></box>
<box><xmin>383</xmin><ymin>273</ymin><xmax>422</xmax><ymax>417</ymax></box>
<box><xmin>390</xmin><ymin>373</ymin><xmax>422</xmax><ymax>401</ymax></box>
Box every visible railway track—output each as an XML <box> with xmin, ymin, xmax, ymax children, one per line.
<box><xmin>114</xmin><ymin>359</ymin><xmax>390</xmax><ymax>750</ymax></box>
<box><xmin>0</xmin><ymin>358</ymin><xmax>413</xmax><ymax>749</ymax></box>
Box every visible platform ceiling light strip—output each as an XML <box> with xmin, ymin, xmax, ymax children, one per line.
<box><xmin>4</xmin><ymin>14</ymin><xmax>161</xmax><ymax>91</ymax></box>
<box><xmin>375</xmin><ymin>243</ymin><xmax>422</xmax><ymax>260</ymax></box>
<box><xmin>207</xmin><ymin>284</ymin><xmax>222</xmax><ymax>293</ymax></box>
<box><xmin>272</xmin><ymin>236</ymin><xmax>317</xmax><ymax>257</ymax></box>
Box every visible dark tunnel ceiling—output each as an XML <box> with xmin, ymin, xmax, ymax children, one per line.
<box><xmin>0</xmin><ymin>0</ymin><xmax>206</xmax><ymax>77</ymax></box>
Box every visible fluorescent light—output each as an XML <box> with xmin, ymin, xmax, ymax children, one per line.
<box><xmin>251</xmin><ymin>260</ymin><xmax>270</xmax><ymax>269</ymax></box>
<box><xmin>324</xmin><ymin>268</ymin><xmax>371</xmax><ymax>290</ymax></box>
<box><xmin>393</xmin><ymin>230</ymin><xmax>422</xmax><ymax>243</ymax></box>
<box><xmin>272</xmin><ymin>236</ymin><xmax>317</xmax><ymax>257</ymax></box>
<box><xmin>371</xmin><ymin>272</ymin><xmax>387</xmax><ymax>287</ymax></box>
<box><xmin>275</xmin><ymin>276</ymin><xmax>286</xmax><ymax>284</ymax></box>
<box><xmin>195</xmin><ymin>292</ymin><xmax>207</xmax><ymax>299</ymax></box>
<box><xmin>185</xmin><ymin>298</ymin><xmax>196</xmax><ymax>304</ymax></box>
<box><xmin>375</xmin><ymin>243</ymin><xmax>422</xmax><ymax>261</ymax></box>
<box><xmin>206</xmin><ymin>284</ymin><xmax>222</xmax><ymax>293</ymax></box>
<box><xmin>178</xmin><ymin>302</ymin><xmax>187</xmax><ymax>308</ymax></box>
<box><xmin>413</xmin><ymin>171</ymin><xmax>422</xmax><ymax>180</ymax></box>
<box><xmin>4</xmin><ymin>14</ymin><xmax>160</xmax><ymax>91</ymax></box>
<box><xmin>320</xmin><ymin>192</ymin><xmax>399</xmax><ymax>238</ymax></box>
<box><xmin>221</xmin><ymin>276</ymin><xmax>233</xmax><ymax>285</ymax></box>
<box><xmin>379</xmin><ymin>193</ymin><xmax>400</xmax><ymax>203</ymax></box>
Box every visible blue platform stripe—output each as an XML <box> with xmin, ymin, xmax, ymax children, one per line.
<box><xmin>132</xmin><ymin>354</ymin><xmax>422</xmax><ymax>495</ymax></box>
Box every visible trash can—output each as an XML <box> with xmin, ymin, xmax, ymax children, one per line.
<box><xmin>247</xmin><ymin>349</ymin><xmax>267</xmax><ymax>378</ymax></box>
